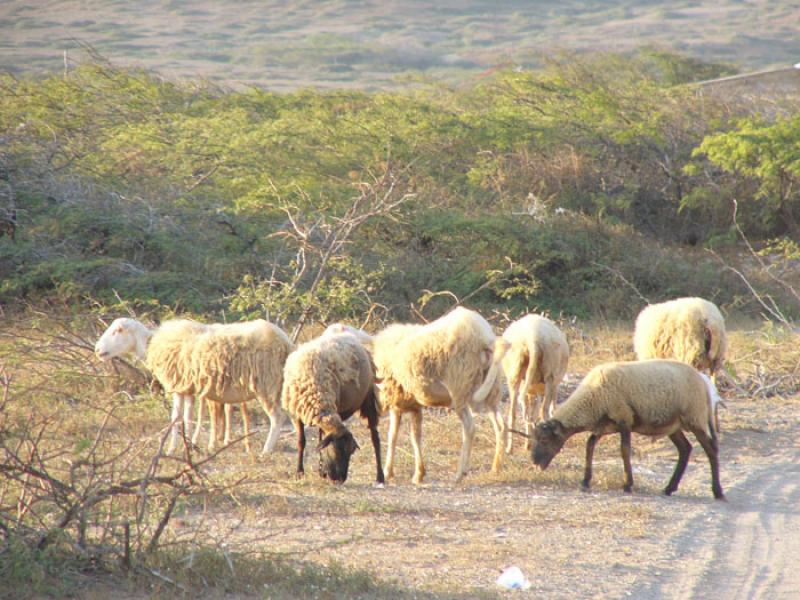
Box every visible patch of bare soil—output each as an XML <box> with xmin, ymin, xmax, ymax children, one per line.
<box><xmin>170</xmin><ymin>381</ymin><xmax>800</xmax><ymax>599</ymax></box>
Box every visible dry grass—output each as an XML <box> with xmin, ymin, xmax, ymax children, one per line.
<box><xmin>1</xmin><ymin>314</ymin><xmax>799</xmax><ymax>598</ymax></box>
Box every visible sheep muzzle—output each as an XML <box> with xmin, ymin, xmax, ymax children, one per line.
<box><xmin>531</xmin><ymin>420</ymin><xmax>566</xmax><ymax>470</ymax></box>
<box><xmin>318</xmin><ymin>430</ymin><xmax>359</xmax><ymax>483</ymax></box>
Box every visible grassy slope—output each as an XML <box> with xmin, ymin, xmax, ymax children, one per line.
<box><xmin>2</xmin><ymin>0</ymin><xmax>799</xmax><ymax>90</ymax></box>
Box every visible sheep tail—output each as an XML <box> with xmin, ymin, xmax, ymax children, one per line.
<box><xmin>698</xmin><ymin>372</ymin><xmax>722</xmax><ymax>434</ymax></box>
<box><xmin>472</xmin><ymin>338</ymin><xmax>510</xmax><ymax>405</ymax></box>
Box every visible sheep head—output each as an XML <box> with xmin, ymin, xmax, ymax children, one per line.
<box><xmin>532</xmin><ymin>419</ymin><xmax>567</xmax><ymax>470</ymax></box>
<box><xmin>317</xmin><ymin>430</ymin><xmax>360</xmax><ymax>483</ymax></box>
<box><xmin>95</xmin><ymin>318</ymin><xmax>142</xmax><ymax>361</ymax></box>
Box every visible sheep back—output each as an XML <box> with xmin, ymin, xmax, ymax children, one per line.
<box><xmin>191</xmin><ymin>320</ymin><xmax>293</xmax><ymax>403</ymax></box>
<box><xmin>383</xmin><ymin>307</ymin><xmax>499</xmax><ymax>410</ymax></box>
<box><xmin>554</xmin><ymin>359</ymin><xmax>714</xmax><ymax>436</ymax></box>
<box><xmin>633</xmin><ymin>297</ymin><xmax>727</xmax><ymax>373</ymax></box>
<box><xmin>145</xmin><ymin>319</ymin><xmax>208</xmax><ymax>395</ymax></box>
<box><xmin>502</xmin><ymin>314</ymin><xmax>569</xmax><ymax>389</ymax></box>
<box><xmin>281</xmin><ymin>333</ymin><xmax>373</xmax><ymax>434</ymax></box>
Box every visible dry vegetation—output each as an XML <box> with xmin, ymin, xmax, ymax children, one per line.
<box><xmin>2</xmin><ymin>0</ymin><xmax>799</xmax><ymax>90</ymax></box>
<box><xmin>1</xmin><ymin>312</ymin><xmax>798</xmax><ymax>598</ymax></box>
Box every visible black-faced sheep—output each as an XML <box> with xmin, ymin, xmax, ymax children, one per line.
<box><xmin>531</xmin><ymin>359</ymin><xmax>725</xmax><ymax>500</ymax></box>
<box><xmin>372</xmin><ymin>307</ymin><xmax>509</xmax><ymax>484</ymax></box>
<box><xmin>280</xmin><ymin>333</ymin><xmax>384</xmax><ymax>484</ymax></box>
<box><xmin>502</xmin><ymin>314</ymin><xmax>569</xmax><ymax>454</ymax></box>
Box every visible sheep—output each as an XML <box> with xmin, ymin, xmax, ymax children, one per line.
<box><xmin>502</xmin><ymin>314</ymin><xmax>569</xmax><ymax>454</ymax></box>
<box><xmin>95</xmin><ymin>317</ymin><xmax>292</xmax><ymax>454</ymax></box>
<box><xmin>322</xmin><ymin>322</ymin><xmax>375</xmax><ymax>349</ymax></box>
<box><xmin>633</xmin><ymin>297</ymin><xmax>727</xmax><ymax>432</ymax></box>
<box><xmin>188</xmin><ymin>319</ymin><xmax>293</xmax><ymax>454</ymax></box>
<box><xmin>281</xmin><ymin>332</ymin><xmax>384</xmax><ymax>484</ymax></box>
<box><xmin>633</xmin><ymin>297</ymin><xmax>727</xmax><ymax>382</ymax></box>
<box><xmin>372</xmin><ymin>307</ymin><xmax>509</xmax><ymax>484</ymax></box>
<box><xmin>95</xmin><ymin>318</ymin><xmax>206</xmax><ymax>453</ymax></box>
<box><xmin>530</xmin><ymin>359</ymin><xmax>725</xmax><ymax>500</ymax></box>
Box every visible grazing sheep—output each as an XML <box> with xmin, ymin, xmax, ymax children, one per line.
<box><xmin>633</xmin><ymin>297</ymin><xmax>727</xmax><ymax>382</ymax></box>
<box><xmin>502</xmin><ymin>314</ymin><xmax>569</xmax><ymax>454</ymax></box>
<box><xmin>95</xmin><ymin>318</ymin><xmax>292</xmax><ymax>454</ymax></box>
<box><xmin>281</xmin><ymin>333</ymin><xmax>384</xmax><ymax>484</ymax></box>
<box><xmin>373</xmin><ymin>307</ymin><xmax>509</xmax><ymax>484</ymax></box>
<box><xmin>531</xmin><ymin>359</ymin><xmax>725</xmax><ymax>500</ymax></box>
<box><xmin>189</xmin><ymin>319</ymin><xmax>293</xmax><ymax>454</ymax></box>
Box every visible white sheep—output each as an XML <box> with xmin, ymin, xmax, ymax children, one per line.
<box><xmin>95</xmin><ymin>317</ymin><xmax>292</xmax><ymax>454</ymax></box>
<box><xmin>531</xmin><ymin>359</ymin><xmax>725</xmax><ymax>500</ymax></box>
<box><xmin>634</xmin><ymin>297</ymin><xmax>727</xmax><ymax>432</ymax></box>
<box><xmin>281</xmin><ymin>332</ymin><xmax>384</xmax><ymax>484</ymax></box>
<box><xmin>95</xmin><ymin>318</ymin><xmax>205</xmax><ymax>452</ymax></box>
<box><xmin>322</xmin><ymin>322</ymin><xmax>375</xmax><ymax>349</ymax></box>
<box><xmin>502</xmin><ymin>314</ymin><xmax>569</xmax><ymax>454</ymax></box>
<box><xmin>372</xmin><ymin>307</ymin><xmax>509</xmax><ymax>484</ymax></box>
<box><xmin>187</xmin><ymin>319</ymin><xmax>293</xmax><ymax>454</ymax></box>
<box><xmin>633</xmin><ymin>297</ymin><xmax>727</xmax><ymax>382</ymax></box>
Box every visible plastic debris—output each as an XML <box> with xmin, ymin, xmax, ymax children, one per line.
<box><xmin>496</xmin><ymin>566</ymin><xmax>531</xmax><ymax>590</ymax></box>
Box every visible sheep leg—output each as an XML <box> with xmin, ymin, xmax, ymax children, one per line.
<box><xmin>488</xmin><ymin>408</ymin><xmax>505</xmax><ymax>473</ymax></box>
<box><xmin>582</xmin><ymin>433</ymin><xmax>600</xmax><ymax>490</ymax></box>
<box><xmin>524</xmin><ymin>393</ymin><xmax>537</xmax><ymax>451</ymax></box>
<box><xmin>239</xmin><ymin>402</ymin><xmax>252</xmax><ymax>454</ymax></box>
<box><xmin>223</xmin><ymin>403</ymin><xmax>233</xmax><ymax>446</ymax></box>
<box><xmin>367</xmin><ymin>414</ymin><xmax>385</xmax><ymax>485</ymax></box>
<box><xmin>663</xmin><ymin>430</ymin><xmax>692</xmax><ymax>496</ymax></box>
<box><xmin>383</xmin><ymin>409</ymin><xmax>402</xmax><ymax>480</ymax></box>
<box><xmin>167</xmin><ymin>392</ymin><xmax>184</xmax><ymax>454</ymax></box>
<box><xmin>191</xmin><ymin>395</ymin><xmax>205</xmax><ymax>446</ymax></box>
<box><xmin>619</xmin><ymin>425</ymin><xmax>634</xmax><ymax>493</ymax></box>
<box><xmin>692</xmin><ymin>428</ymin><xmax>725</xmax><ymax>500</ymax></box>
<box><xmin>505</xmin><ymin>383</ymin><xmax>520</xmax><ymax>454</ymax></box>
<box><xmin>206</xmin><ymin>400</ymin><xmax>216</xmax><ymax>451</ymax></box>
<box><xmin>183</xmin><ymin>395</ymin><xmax>195</xmax><ymax>448</ymax></box>
<box><xmin>261</xmin><ymin>405</ymin><xmax>285</xmax><ymax>454</ymax></box>
<box><xmin>409</xmin><ymin>410</ymin><xmax>426</xmax><ymax>485</ymax></box>
<box><xmin>455</xmin><ymin>407</ymin><xmax>475</xmax><ymax>484</ymax></box>
<box><xmin>543</xmin><ymin>378</ymin><xmax>557</xmax><ymax>421</ymax></box>
<box><xmin>294</xmin><ymin>420</ymin><xmax>306</xmax><ymax>479</ymax></box>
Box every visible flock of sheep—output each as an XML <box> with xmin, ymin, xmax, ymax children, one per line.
<box><xmin>94</xmin><ymin>296</ymin><xmax>727</xmax><ymax>500</ymax></box>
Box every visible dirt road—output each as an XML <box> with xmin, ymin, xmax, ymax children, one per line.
<box><xmin>640</xmin><ymin>432</ymin><xmax>800</xmax><ymax>600</ymax></box>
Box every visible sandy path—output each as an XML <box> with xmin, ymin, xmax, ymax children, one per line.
<box><xmin>639</xmin><ymin>427</ymin><xmax>800</xmax><ymax>599</ymax></box>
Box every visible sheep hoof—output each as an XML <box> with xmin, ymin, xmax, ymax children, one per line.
<box><xmin>294</xmin><ymin>471</ymin><xmax>305</xmax><ymax>481</ymax></box>
<box><xmin>664</xmin><ymin>488</ymin><xmax>675</xmax><ymax>496</ymax></box>
<box><xmin>580</xmin><ymin>481</ymin><xmax>591</xmax><ymax>491</ymax></box>
<box><xmin>373</xmin><ymin>482</ymin><xmax>386</xmax><ymax>489</ymax></box>
<box><xmin>623</xmin><ymin>486</ymin><xmax>633</xmax><ymax>494</ymax></box>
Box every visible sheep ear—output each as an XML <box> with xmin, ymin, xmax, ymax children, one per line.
<box><xmin>317</xmin><ymin>434</ymin><xmax>335</xmax><ymax>451</ymax></box>
<box><xmin>538</xmin><ymin>419</ymin><xmax>564</xmax><ymax>438</ymax></box>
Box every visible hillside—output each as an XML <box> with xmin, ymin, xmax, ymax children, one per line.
<box><xmin>2</xmin><ymin>0</ymin><xmax>799</xmax><ymax>90</ymax></box>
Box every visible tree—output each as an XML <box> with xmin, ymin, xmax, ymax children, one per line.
<box><xmin>692</xmin><ymin>115</ymin><xmax>800</xmax><ymax>237</ymax></box>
